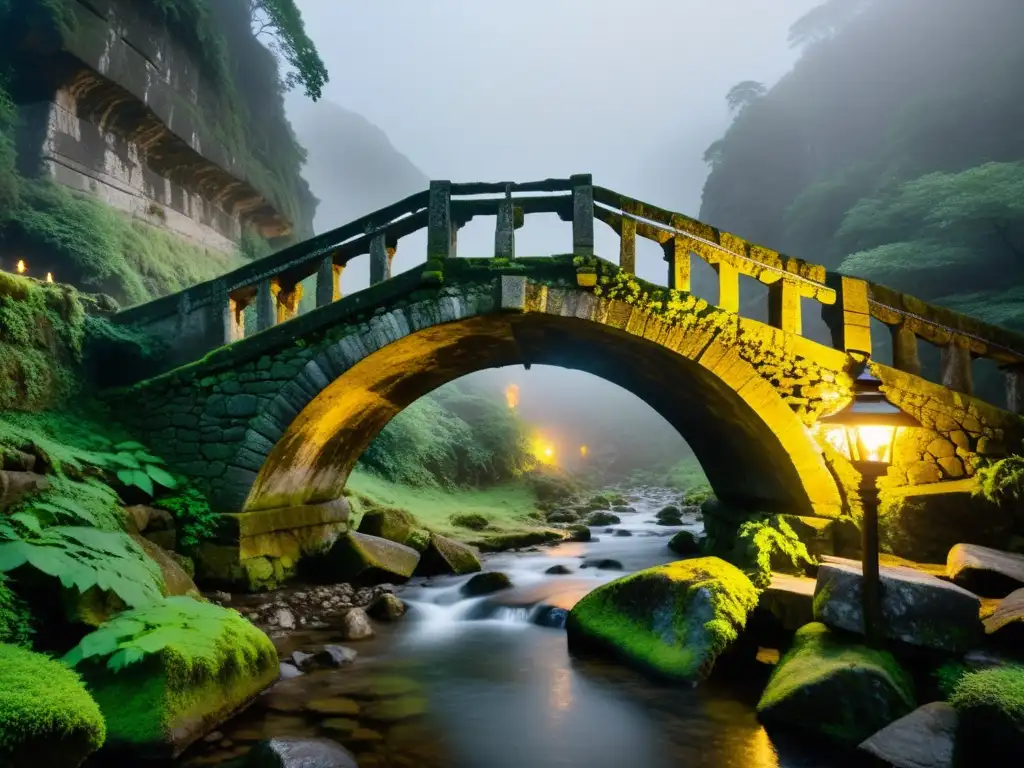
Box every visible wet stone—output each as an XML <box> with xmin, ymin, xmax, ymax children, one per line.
<box><xmin>306</xmin><ymin>697</ymin><xmax>361</xmax><ymax>716</ymax></box>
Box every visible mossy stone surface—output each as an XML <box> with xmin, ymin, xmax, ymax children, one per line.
<box><xmin>668</xmin><ymin>531</ymin><xmax>700</xmax><ymax>556</ymax></box>
<box><xmin>322</xmin><ymin>531</ymin><xmax>421</xmax><ymax>583</ymax></box>
<box><xmin>756</xmin><ymin>622</ymin><xmax>916</xmax><ymax>747</ymax></box>
<box><xmin>0</xmin><ymin>643</ymin><xmax>106</xmax><ymax>768</ymax></box>
<box><xmin>416</xmin><ymin>533</ymin><xmax>482</xmax><ymax>576</ymax></box>
<box><xmin>80</xmin><ymin>603</ymin><xmax>278</xmax><ymax>759</ymax></box>
<box><xmin>565</xmin><ymin>556</ymin><xmax>759</xmax><ymax>682</ymax></box>
<box><xmin>949</xmin><ymin>665</ymin><xmax>1024</xmax><ymax>761</ymax></box>
<box><xmin>358</xmin><ymin>507</ymin><xmax>417</xmax><ymax>546</ymax></box>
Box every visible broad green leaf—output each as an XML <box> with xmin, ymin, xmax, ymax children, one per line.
<box><xmin>116</xmin><ymin>469</ymin><xmax>136</xmax><ymax>487</ymax></box>
<box><xmin>136</xmin><ymin>452</ymin><xmax>166</xmax><ymax>465</ymax></box>
<box><xmin>132</xmin><ymin>469</ymin><xmax>154</xmax><ymax>497</ymax></box>
<box><xmin>109</xmin><ymin>452</ymin><xmax>141</xmax><ymax>469</ymax></box>
<box><xmin>114</xmin><ymin>441</ymin><xmax>147</xmax><ymax>452</ymax></box>
<box><xmin>146</xmin><ymin>465</ymin><xmax>178</xmax><ymax>489</ymax></box>
<box><xmin>0</xmin><ymin>542</ymin><xmax>29</xmax><ymax>572</ymax></box>
<box><xmin>9</xmin><ymin>512</ymin><xmax>42</xmax><ymax>534</ymax></box>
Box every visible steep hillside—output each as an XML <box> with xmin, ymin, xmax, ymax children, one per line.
<box><xmin>288</xmin><ymin>98</ymin><xmax>428</xmax><ymax>233</ymax></box>
<box><xmin>698</xmin><ymin>0</ymin><xmax>1024</xmax><ymax>343</ymax></box>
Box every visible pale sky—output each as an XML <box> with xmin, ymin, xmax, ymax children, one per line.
<box><xmin>290</xmin><ymin>0</ymin><xmax>817</xmax><ymax>287</ymax></box>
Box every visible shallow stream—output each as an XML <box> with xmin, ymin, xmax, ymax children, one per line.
<box><xmin>181</xmin><ymin>489</ymin><xmax>859</xmax><ymax>768</ymax></box>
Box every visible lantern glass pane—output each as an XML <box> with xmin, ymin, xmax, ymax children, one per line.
<box><xmin>853</xmin><ymin>425</ymin><xmax>897</xmax><ymax>464</ymax></box>
<box><xmin>824</xmin><ymin>426</ymin><xmax>851</xmax><ymax>460</ymax></box>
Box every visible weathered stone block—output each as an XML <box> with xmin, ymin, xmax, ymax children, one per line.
<box><xmin>947</xmin><ymin>543</ymin><xmax>1024</xmax><ymax>598</ymax></box>
<box><xmin>225</xmin><ymin>394</ymin><xmax>259</xmax><ymax>418</ymax></box>
<box><xmin>813</xmin><ymin>559</ymin><xmax>983</xmax><ymax>651</ymax></box>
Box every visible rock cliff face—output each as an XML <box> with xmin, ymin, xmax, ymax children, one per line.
<box><xmin>288</xmin><ymin>99</ymin><xmax>428</xmax><ymax>234</ymax></box>
<box><xmin>7</xmin><ymin>0</ymin><xmax>315</xmax><ymax>258</ymax></box>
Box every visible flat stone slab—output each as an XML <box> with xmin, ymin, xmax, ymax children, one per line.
<box><xmin>814</xmin><ymin>558</ymin><xmax>983</xmax><ymax>651</ymax></box>
<box><xmin>983</xmin><ymin>587</ymin><xmax>1024</xmax><ymax>635</ymax></box>
<box><xmin>759</xmin><ymin>573</ymin><xmax>815</xmax><ymax>631</ymax></box>
<box><xmin>947</xmin><ymin>543</ymin><xmax>1024</xmax><ymax>598</ymax></box>
<box><xmin>858</xmin><ymin>702</ymin><xmax>957</xmax><ymax>768</ymax></box>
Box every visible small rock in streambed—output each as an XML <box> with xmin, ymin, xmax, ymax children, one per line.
<box><xmin>339</xmin><ymin>608</ymin><xmax>374</xmax><ymax>640</ymax></box>
<box><xmin>613</xmin><ymin>529</ymin><xmax>633</xmax><ymax>537</ymax></box>
<box><xmin>586</xmin><ymin>511</ymin><xmax>621</xmax><ymax>526</ymax></box>
<box><xmin>462</xmin><ymin>571</ymin><xmax>513</xmax><ymax>596</ymax></box>
<box><xmin>368</xmin><ymin>593</ymin><xmax>406</xmax><ymax>621</ymax></box>
<box><xmin>273</xmin><ymin>608</ymin><xmax>296</xmax><ymax>630</ymax></box>
<box><xmin>278</xmin><ymin>662</ymin><xmax>303</xmax><ymax>680</ymax></box>
<box><xmin>534</xmin><ymin>606</ymin><xmax>569</xmax><ymax>629</ymax></box>
<box><xmin>567</xmin><ymin>525</ymin><xmax>591</xmax><ymax>542</ymax></box>
<box><xmin>668</xmin><ymin>531</ymin><xmax>701</xmax><ymax>556</ymax></box>
<box><xmin>244</xmin><ymin>737</ymin><xmax>358</xmax><ymax>768</ymax></box>
<box><xmin>545</xmin><ymin>565</ymin><xmax>573</xmax><ymax>575</ymax></box>
<box><xmin>580</xmin><ymin>559</ymin><xmax>623</xmax><ymax>571</ymax></box>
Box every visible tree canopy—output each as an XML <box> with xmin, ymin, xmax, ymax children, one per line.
<box><xmin>249</xmin><ymin>0</ymin><xmax>328</xmax><ymax>101</ymax></box>
<box><xmin>725</xmin><ymin>81</ymin><xmax>766</xmax><ymax>113</ymax></box>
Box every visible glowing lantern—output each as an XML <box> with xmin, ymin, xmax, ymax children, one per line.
<box><xmin>579</xmin><ymin>445</ymin><xmax>589</xmax><ymax>458</ymax></box>
<box><xmin>15</xmin><ymin>260</ymin><xmax>26</xmax><ymax>274</ymax></box>
<box><xmin>819</xmin><ymin>363</ymin><xmax>920</xmax><ymax>647</ymax></box>
<box><xmin>505</xmin><ymin>384</ymin><xmax>520</xmax><ymax>410</ymax></box>
<box><xmin>46</xmin><ymin>272</ymin><xmax>54</xmax><ymax>283</ymax></box>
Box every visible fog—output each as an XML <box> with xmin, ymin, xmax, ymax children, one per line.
<box><xmin>288</xmin><ymin>0</ymin><xmax>819</xmax><ymax>471</ymax></box>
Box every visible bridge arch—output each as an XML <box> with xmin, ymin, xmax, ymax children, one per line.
<box><xmin>232</xmin><ymin>276</ymin><xmax>846</xmax><ymax>519</ymax></box>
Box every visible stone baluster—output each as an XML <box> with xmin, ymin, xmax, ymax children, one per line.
<box><xmin>494</xmin><ymin>184</ymin><xmax>515</xmax><ymax>259</ymax></box>
<box><xmin>940</xmin><ymin>337</ymin><xmax>973</xmax><ymax>395</ymax></box>
<box><xmin>223</xmin><ymin>294</ymin><xmax>247</xmax><ymax>342</ymax></box>
<box><xmin>316</xmin><ymin>255</ymin><xmax>343</xmax><ymax>307</ymax></box>
<box><xmin>370</xmin><ymin>232</ymin><xmax>390</xmax><ymax>284</ymax></box>
<box><xmin>890</xmin><ymin>321</ymin><xmax>921</xmax><ymax>376</ymax></box>
<box><xmin>571</xmin><ymin>173</ymin><xmax>594</xmax><ymax>258</ymax></box>
<box><xmin>427</xmin><ymin>180</ymin><xmax>452</xmax><ymax>261</ymax></box>
<box><xmin>256</xmin><ymin>277</ymin><xmax>278</xmax><ymax>332</ymax></box>
<box><xmin>276</xmin><ymin>281</ymin><xmax>303</xmax><ymax>324</ymax></box>
<box><xmin>662</xmin><ymin>237</ymin><xmax>691</xmax><ymax>292</ymax></box>
<box><xmin>822</xmin><ymin>274</ymin><xmax>872</xmax><ymax>356</ymax></box>
<box><xmin>1005</xmin><ymin>364</ymin><xmax>1024</xmax><ymax>414</ymax></box>
<box><xmin>768</xmin><ymin>277</ymin><xmax>802</xmax><ymax>335</ymax></box>
<box><xmin>713</xmin><ymin>261</ymin><xmax>740</xmax><ymax>313</ymax></box>
<box><xmin>619</xmin><ymin>216</ymin><xmax>637</xmax><ymax>273</ymax></box>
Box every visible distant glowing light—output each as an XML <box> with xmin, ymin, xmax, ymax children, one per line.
<box><xmin>544</xmin><ymin>447</ymin><xmax>553</xmax><ymax>458</ymax></box>
<box><xmin>505</xmin><ymin>384</ymin><xmax>519</xmax><ymax>409</ymax></box>
<box><xmin>531</xmin><ymin>435</ymin><xmax>557</xmax><ymax>465</ymax></box>
<box><xmin>45</xmin><ymin>272</ymin><xmax>54</xmax><ymax>283</ymax></box>
<box><xmin>579</xmin><ymin>445</ymin><xmax>588</xmax><ymax>457</ymax></box>
<box><xmin>15</xmin><ymin>260</ymin><xmax>26</xmax><ymax>274</ymax></box>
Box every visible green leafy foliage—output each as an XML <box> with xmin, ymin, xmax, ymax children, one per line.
<box><xmin>735</xmin><ymin>515</ymin><xmax>816</xmax><ymax>587</ymax></box>
<box><xmin>0</xmin><ymin>576</ymin><xmax>32</xmax><ymax>647</ymax></box>
<box><xmin>154</xmin><ymin>487</ymin><xmax>218</xmax><ymax>549</ymax></box>
<box><xmin>787</xmin><ymin>0</ymin><xmax>871</xmax><ymax>49</ymax></box>
<box><xmin>63</xmin><ymin>596</ymin><xmax>250</xmax><ymax>672</ymax></box>
<box><xmin>250</xmin><ymin>0</ymin><xmax>328</xmax><ymax>100</ymax></box>
<box><xmin>975</xmin><ymin>455</ymin><xmax>1024</xmax><ymax>505</ymax></box>
<box><xmin>0</xmin><ymin>520</ymin><xmax>163</xmax><ymax>610</ymax></box>
<box><xmin>726</xmin><ymin>80</ymin><xmax>766</xmax><ymax>113</ymax></box>
<box><xmin>358</xmin><ymin>382</ymin><xmax>533</xmax><ymax>489</ymax></box>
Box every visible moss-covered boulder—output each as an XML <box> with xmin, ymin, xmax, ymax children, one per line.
<box><xmin>0</xmin><ymin>643</ymin><xmax>106</xmax><ymax>767</ymax></box>
<box><xmin>585</xmin><ymin>511</ymin><xmax>620</xmax><ymax>526</ymax></box>
<box><xmin>949</xmin><ymin>665</ymin><xmax>1024</xmax><ymax>762</ymax></box>
<box><xmin>416</xmin><ymin>534</ymin><xmax>482</xmax><ymax>576</ymax></box>
<box><xmin>462</xmin><ymin>572</ymin><xmax>512</xmax><ymax>597</ymax></box>
<box><xmin>358</xmin><ymin>507</ymin><xmax>416</xmax><ymax>546</ymax></box>
<box><xmin>668</xmin><ymin>531</ymin><xmax>700</xmax><ymax>556</ymax></box>
<box><xmin>317</xmin><ymin>531</ymin><xmax>420</xmax><ymax>584</ymax></box>
<box><xmin>756</xmin><ymin>623</ymin><xmax>916</xmax><ymax>747</ymax></box>
<box><xmin>475</xmin><ymin>529</ymin><xmax>564</xmax><ymax>552</ymax></box>
<box><xmin>565</xmin><ymin>557</ymin><xmax>760</xmax><ymax>682</ymax></box>
<box><xmin>65</xmin><ymin>597</ymin><xmax>278</xmax><ymax>760</ymax></box>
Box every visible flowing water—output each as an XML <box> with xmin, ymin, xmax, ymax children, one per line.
<box><xmin>181</xmin><ymin>489</ymin><xmax>861</xmax><ymax>768</ymax></box>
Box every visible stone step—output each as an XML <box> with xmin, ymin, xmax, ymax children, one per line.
<box><xmin>814</xmin><ymin>558</ymin><xmax>983</xmax><ymax>651</ymax></box>
<box><xmin>946</xmin><ymin>543</ymin><xmax>1024</xmax><ymax>598</ymax></box>
<box><xmin>759</xmin><ymin>573</ymin><xmax>816</xmax><ymax>631</ymax></box>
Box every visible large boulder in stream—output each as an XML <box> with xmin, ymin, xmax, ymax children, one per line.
<box><xmin>358</xmin><ymin>507</ymin><xmax>429</xmax><ymax>551</ymax></box>
<box><xmin>246</xmin><ymin>737</ymin><xmax>358</xmax><ymax>768</ymax></box>
<box><xmin>756</xmin><ymin>622</ymin><xmax>916</xmax><ymax>747</ymax></box>
<box><xmin>318</xmin><ymin>531</ymin><xmax>420</xmax><ymax>584</ymax></box>
<box><xmin>565</xmin><ymin>556</ymin><xmax>759</xmax><ymax>682</ymax></box>
<box><xmin>415</xmin><ymin>533</ymin><xmax>482</xmax><ymax>576</ymax></box>
<box><xmin>66</xmin><ymin>597</ymin><xmax>278</xmax><ymax>760</ymax></box>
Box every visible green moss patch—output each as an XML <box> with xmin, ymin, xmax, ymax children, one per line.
<box><xmin>949</xmin><ymin>665</ymin><xmax>1024</xmax><ymax>759</ymax></box>
<box><xmin>756</xmin><ymin>622</ymin><xmax>915</xmax><ymax>746</ymax></box>
<box><xmin>65</xmin><ymin>597</ymin><xmax>277</xmax><ymax>759</ymax></box>
<box><xmin>0</xmin><ymin>643</ymin><xmax>105</xmax><ymax>767</ymax></box>
<box><xmin>566</xmin><ymin>556</ymin><xmax>760</xmax><ymax>682</ymax></box>
<box><xmin>416</xmin><ymin>533</ymin><xmax>482</xmax><ymax>576</ymax></box>
<box><xmin>315</xmin><ymin>531</ymin><xmax>420</xmax><ymax>584</ymax></box>
<box><xmin>0</xmin><ymin>577</ymin><xmax>32</xmax><ymax>647</ymax></box>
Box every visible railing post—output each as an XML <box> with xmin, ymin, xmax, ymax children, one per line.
<box><xmin>494</xmin><ymin>184</ymin><xmax>515</xmax><ymax>259</ymax></box>
<box><xmin>256</xmin><ymin>277</ymin><xmax>278</xmax><ymax>332</ymax></box>
<box><xmin>768</xmin><ymin>278</ymin><xmax>802</xmax><ymax>335</ymax></box>
<box><xmin>276</xmin><ymin>281</ymin><xmax>303</xmax><ymax>324</ymax></box>
<box><xmin>316</xmin><ymin>255</ymin><xmax>342</xmax><ymax>307</ymax></box>
<box><xmin>619</xmin><ymin>216</ymin><xmax>637</xmax><ymax>273</ymax></box>
<box><xmin>427</xmin><ymin>181</ymin><xmax>452</xmax><ymax>261</ymax></box>
<box><xmin>941</xmin><ymin>338</ymin><xmax>973</xmax><ymax>395</ymax></box>
<box><xmin>222</xmin><ymin>295</ymin><xmax>246</xmax><ymax>343</ymax></box>
<box><xmin>1006</xmin><ymin>365</ymin><xmax>1024</xmax><ymax>414</ymax></box>
<box><xmin>822</xmin><ymin>274</ymin><xmax>872</xmax><ymax>355</ymax></box>
<box><xmin>386</xmin><ymin>232</ymin><xmax>398</xmax><ymax>276</ymax></box>
<box><xmin>713</xmin><ymin>262</ymin><xmax>740</xmax><ymax>313</ymax></box>
<box><xmin>570</xmin><ymin>173</ymin><xmax>594</xmax><ymax>257</ymax></box>
<box><xmin>663</xmin><ymin>237</ymin><xmax>690</xmax><ymax>292</ymax></box>
<box><xmin>369</xmin><ymin>233</ymin><xmax>390</xmax><ymax>284</ymax></box>
<box><xmin>890</xmin><ymin>321</ymin><xmax>921</xmax><ymax>376</ymax></box>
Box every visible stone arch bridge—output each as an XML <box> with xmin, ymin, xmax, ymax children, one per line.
<box><xmin>110</xmin><ymin>176</ymin><xmax>1024</xmax><ymax>586</ymax></box>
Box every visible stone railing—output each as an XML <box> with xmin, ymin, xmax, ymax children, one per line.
<box><xmin>112</xmin><ymin>175</ymin><xmax>1024</xmax><ymax>414</ymax></box>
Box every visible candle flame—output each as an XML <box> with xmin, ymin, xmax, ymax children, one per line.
<box><xmin>505</xmin><ymin>384</ymin><xmax>519</xmax><ymax>410</ymax></box>
<box><xmin>15</xmin><ymin>260</ymin><xmax>26</xmax><ymax>274</ymax></box>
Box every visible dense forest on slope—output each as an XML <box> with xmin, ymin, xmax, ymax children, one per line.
<box><xmin>0</xmin><ymin>0</ymin><xmax>322</xmax><ymax>304</ymax></box>
<box><xmin>699</xmin><ymin>0</ymin><xmax>1024</xmax><ymax>338</ymax></box>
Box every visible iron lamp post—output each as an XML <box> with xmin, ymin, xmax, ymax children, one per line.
<box><xmin>819</xmin><ymin>362</ymin><xmax>921</xmax><ymax>647</ymax></box>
